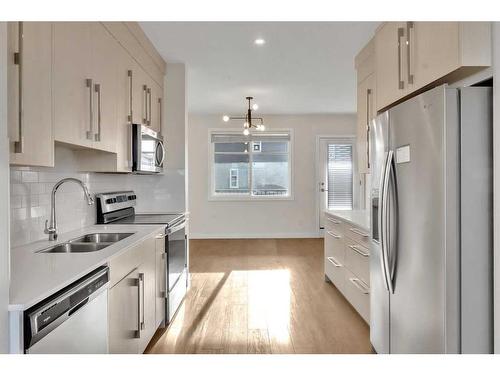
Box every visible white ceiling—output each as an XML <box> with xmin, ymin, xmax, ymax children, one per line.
<box><xmin>140</xmin><ymin>22</ymin><xmax>379</xmax><ymax>114</ymax></box>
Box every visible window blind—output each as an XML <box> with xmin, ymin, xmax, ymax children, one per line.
<box><xmin>327</xmin><ymin>143</ymin><xmax>353</xmax><ymax>210</ymax></box>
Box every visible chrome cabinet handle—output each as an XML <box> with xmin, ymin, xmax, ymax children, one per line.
<box><xmin>142</xmin><ymin>84</ymin><xmax>148</xmax><ymax>125</ymax></box>
<box><xmin>349</xmin><ymin>244</ymin><xmax>369</xmax><ymax>257</ymax></box>
<box><xmin>137</xmin><ymin>272</ymin><xmax>145</xmax><ymax>335</ymax></box>
<box><xmin>158</xmin><ymin>97</ymin><xmax>162</xmax><ymax>131</ymax></box>
<box><xmin>327</xmin><ymin>230</ymin><xmax>341</xmax><ymax>239</ymax></box>
<box><xmin>94</xmin><ymin>83</ymin><xmax>101</xmax><ymax>142</ymax></box>
<box><xmin>349</xmin><ymin>278</ymin><xmax>369</xmax><ymax>294</ymax></box>
<box><xmin>366</xmin><ymin>88</ymin><xmax>371</xmax><ymax>169</ymax></box>
<box><xmin>13</xmin><ymin>21</ymin><xmax>24</xmax><ymax>153</ymax></box>
<box><xmin>327</xmin><ymin>256</ymin><xmax>342</xmax><ymax>268</ymax></box>
<box><xmin>397</xmin><ymin>27</ymin><xmax>405</xmax><ymax>90</ymax></box>
<box><xmin>147</xmin><ymin>88</ymin><xmax>152</xmax><ymax>126</ymax></box>
<box><xmin>86</xmin><ymin>78</ymin><xmax>94</xmax><ymax>140</ymax></box>
<box><xmin>406</xmin><ymin>21</ymin><xmax>414</xmax><ymax>85</ymax></box>
<box><xmin>326</xmin><ymin>217</ymin><xmax>341</xmax><ymax>224</ymax></box>
<box><xmin>127</xmin><ymin>70</ymin><xmax>133</xmax><ymax>123</ymax></box>
<box><xmin>349</xmin><ymin>227</ymin><xmax>369</xmax><ymax>237</ymax></box>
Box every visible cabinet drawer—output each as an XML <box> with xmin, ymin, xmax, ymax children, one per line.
<box><xmin>109</xmin><ymin>242</ymin><xmax>143</xmax><ymax>288</ymax></box>
<box><xmin>344</xmin><ymin>269</ymin><xmax>370</xmax><ymax>324</ymax></box>
<box><xmin>324</xmin><ymin>214</ymin><xmax>343</xmax><ymax>235</ymax></box>
<box><xmin>344</xmin><ymin>237</ymin><xmax>370</xmax><ymax>286</ymax></box>
<box><xmin>325</xmin><ymin>256</ymin><xmax>346</xmax><ymax>295</ymax></box>
<box><xmin>344</xmin><ymin>225</ymin><xmax>370</xmax><ymax>248</ymax></box>
<box><xmin>325</xmin><ymin>229</ymin><xmax>345</xmax><ymax>264</ymax></box>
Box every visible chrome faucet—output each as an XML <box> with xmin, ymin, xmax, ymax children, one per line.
<box><xmin>44</xmin><ymin>178</ymin><xmax>94</xmax><ymax>241</ymax></box>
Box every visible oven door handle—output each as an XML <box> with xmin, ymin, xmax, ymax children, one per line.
<box><xmin>166</xmin><ymin>219</ymin><xmax>186</xmax><ymax>235</ymax></box>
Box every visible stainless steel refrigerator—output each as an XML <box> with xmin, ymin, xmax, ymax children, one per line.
<box><xmin>370</xmin><ymin>84</ymin><xmax>493</xmax><ymax>354</ymax></box>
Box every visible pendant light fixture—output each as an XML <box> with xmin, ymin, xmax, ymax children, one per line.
<box><xmin>222</xmin><ymin>97</ymin><xmax>265</xmax><ymax>136</ymax></box>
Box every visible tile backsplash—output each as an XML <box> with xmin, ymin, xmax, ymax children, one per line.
<box><xmin>10</xmin><ymin>146</ymin><xmax>185</xmax><ymax>247</ymax></box>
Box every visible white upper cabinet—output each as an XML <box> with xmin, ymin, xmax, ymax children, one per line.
<box><xmin>375</xmin><ymin>22</ymin><xmax>491</xmax><ymax>111</ymax></box>
<box><xmin>8</xmin><ymin>22</ymin><xmax>54</xmax><ymax>167</ymax></box>
<box><xmin>53</xmin><ymin>22</ymin><xmax>94</xmax><ymax>149</ymax></box>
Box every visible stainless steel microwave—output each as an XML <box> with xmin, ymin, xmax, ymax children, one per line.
<box><xmin>132</xmin><ymin>124</ymin><xmax>165</xmax><ymax>174</ymax></box>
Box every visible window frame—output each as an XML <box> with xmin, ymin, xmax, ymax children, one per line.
<box><xmin>208</xmin><ymin>128</ymin><xmax>294</xmax><ymax>201</ymax></box>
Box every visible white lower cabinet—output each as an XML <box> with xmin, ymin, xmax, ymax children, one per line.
<box><xmin>108</xmin><ymin>234</ymin><xmax>159</xmax><ymax>354</ymax></box>
<box><xmin>324</xmin><ymin>213</ymin><xmax>370</xmax><ymax>324</ymax></box>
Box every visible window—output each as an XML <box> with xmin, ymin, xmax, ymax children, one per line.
<box><xmin>327</xmin><ymin>143</ymin><xmax>353</xmax><ymax>210</ymax></box>
<box><xmin>211</xmin><ymin>131</ymin><xmax>291</xmax><ymax>198</ymax></box>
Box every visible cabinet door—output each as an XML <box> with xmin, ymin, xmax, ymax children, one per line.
<box><xmin>149</xmin><ymin>81</ymin><xmax>163</xmax><ymax>134</ymax></box>
<box><xmin>53</xmin><ymin>22</ymin><xmax>94</xmax><ymax>148</ymax></box>
<box><xmin>90</xmin><ymin>23</ymin><xmax>118</xmax><ymax>153</ymax></box>
<box><xmin>357</xmin><ymin>73</ymin><xmax>375</xmax><ymax>174</ymax></box>
<box><xmin>155</xmin><ymin>235</ymin><xmax>166</xmax><ymax>328</ymax></box>
<box><xmin>9</xmin><ymin>22</ymin><xmax>54</xmax><ymax>167</ymax></box>
<box><xmin>115</xmin><ymin>46</ymin><xmax>135</xmax><ymax>172</ymax></box>
<box><xmin>108</xmin><ymin>268</ymin><xmax>140</xmax><ymax>354</ymax></box>
<box><xmin>375</xmin><ymin>22</ymin><xmax>406</xmax><ymax>111</ymax></box>
<box><xmin>409</xmin><ymin>22</ymin><xmax>460</xmax><ymax>92</ymax></box>
<box><xmin>137</xmin><ymin>236</ymin><xmax>157</xmax><ymax>353</ymax></box>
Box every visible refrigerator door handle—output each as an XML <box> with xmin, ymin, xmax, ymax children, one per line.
<box><xmin>379</xmin><ymin>151</ymin><xmax>390</xmax><ymax>291</ymax></box>
<box><xmin>381</xmin><ymin>150</ymin><xmax>395</xmax><ymax>294</ymax></box>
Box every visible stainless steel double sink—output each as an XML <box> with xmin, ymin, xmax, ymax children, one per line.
<box><xmin>37</xmin><ymin>233</ymin><xmax>134</xmax><ymax>254</ymax></box>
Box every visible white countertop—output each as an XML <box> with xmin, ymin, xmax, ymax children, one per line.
<box><xmin>9</xmin><ymin>224</ymin><xmax>165</xmax><ymax>311</ymax></box>
<box><xmin>324</xmin><ymin>209</ymin><xmax>370</xmax><ymax>231</ymax></box>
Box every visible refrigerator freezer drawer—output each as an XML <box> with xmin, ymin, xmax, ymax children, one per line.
<box><xmin>344</xmin><ymin>237</ymin><xmax>370</xmax><ymax>286</ymax></box>
<box><xmin>325</xmin><ymin>230</ymin><xmax>345</xmax><ymax>264</ymax></box>
<box><xmin>344</xmin><ymin>225</ymin><xmax>370</xmax><ymax>248</ymax></box>
<box><xmin>325</xmin><ymin>256</ymin><xmax>346</xmax><ymax>295</ymax></box>
<box><xmin>344</xmin><ymin>269</ymin><xmax>370</xmax><ymax>324</ymax></box>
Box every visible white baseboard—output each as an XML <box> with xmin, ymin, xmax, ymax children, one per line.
<box><xmin>189</xmin><ymin>232</ymin><xmax>322</xmax><ymax>239</ymax></box>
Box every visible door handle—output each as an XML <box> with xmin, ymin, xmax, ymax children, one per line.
<box><xmin>127</xmin><ymin>70</ymin><xmax>133</xmax><ymax>123</ymax></box>
<box><xmin>349</xmin><ymin>278</ymin><xmax>370</xmax><ymax>294</ymax></box>
<box><xmin>406</xmin><ymin>21</ymin><xmax>414</xmax><ymax>85</ymax></box>
<box><xmin>94</xmin><ymin>83</ymin><xmax>101</xmax><ymax>142</ymax></box>
<box><xmin>158</xmin><ymin>97</ymin><xmax>162</xmax><ymax>131</ymax></box>
<box><xmin>142</xmin><ymin>85</ymin><xmax>148</xmax><ymax>125</ymax></box>
<box><xmin>327</xmin><ymin>231</ymin><xmax>341</xmax><ymax>239</ymax></box>
<box><xmin>381</xmin><ymin>150</ymin><xmax>395</xmax><ymax>294</ymax></box>
<box><xmin>397</xmin><ymin>27</ymin><xmax>405</xmax><ymax>90</ymax></box>
<box><xmin>86</xmin><ymin>78</ymin><xmax>94</xmax><ymax>140</ymax></box>
<box><xmin>147</xmin><ymin>88</ymin><xmax>152</xmax><ymax>126</ymax></box>
<box><xmin>349</xmin><ymin>227</ymin><xmax>369</xmax><ymax>237</ymax></box>
<box><xmin>349</xmin><ymin>244</ymin><xmax>369</xmax><ymax>257</ymax></box>
<box><xmin>366</xmin><ymin>89</ymin><xmax>371</xmax><ymax>169</ymax></box>
<box><xmin>327</xmin><ymin>256</ymin><xmax>342</xmax><ymax>268</ymax></box>
<box><xmin>13</xmin><ymin>21</ymin><xmax>24</xmax><ymax>153</ymax></box>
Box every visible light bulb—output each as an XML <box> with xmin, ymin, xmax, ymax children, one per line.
<box><xmin>256</xmin><ymin>125</ymin><xmax>261</xmax><ymax>130</ymax></box>
<box><xmin>244</xmin><ymin>122</ymin><xmax>249</xmax><ymax>128</ymax></box>
<box><xmin>222</xmin><ymin>115</ymin><xmax>230</xmax><ymax>122</ymax></box>
<box><xmin>243</xmin><ymin>128</ymin><xmax>250</xmax><ymax>136</ymax></box>
<box><xmin>252</xmin><ymin>103</ymin><xmax>259</xmax><ymax>111</ymax></box>
<box><xmin>259</xmin><ymin>124</ymin><xmax>265</xmax><ymax>131</ymax></box>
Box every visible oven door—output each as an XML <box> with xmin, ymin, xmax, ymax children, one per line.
<box><xmin>132</xmin><ymin>124</ymin><xmax>165</xmax><ymax>173</ymax></box>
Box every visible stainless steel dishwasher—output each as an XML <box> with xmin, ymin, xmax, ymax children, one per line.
<box><xmin>24</xmin><ymin>266</ymin><xmax>109</xmax><ymax>354</ymax></box>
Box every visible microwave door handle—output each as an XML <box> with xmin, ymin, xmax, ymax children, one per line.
<box><xmin>158</xmin><ymin>141</ymin><xmax>166</xmax><ymax>166</ymax></box>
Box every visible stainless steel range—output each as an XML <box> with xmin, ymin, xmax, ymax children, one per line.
<box><xmin>95</xmin><ymin>191</ymin><xmax>187</xmax><ymax>325</ymax></box>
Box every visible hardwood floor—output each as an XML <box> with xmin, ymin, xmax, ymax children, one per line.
<box><xmin>145</xmin><ymin>238</ymin><xmax>371</xmax><ymax>354</ymax></box>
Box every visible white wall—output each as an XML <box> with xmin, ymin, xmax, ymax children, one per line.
<box><xmin>0</xmin><ymin>22</ymin><xmax>10</xmax><ymax>353</ymax></box>
<box><xmin>188</xmin><ymin>114</ymin><xmax>356</xmax><ymax>238</ymax></box>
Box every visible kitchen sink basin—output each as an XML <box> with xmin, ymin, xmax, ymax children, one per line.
<box><xmin>37</xmin><ymin>232</ymin><xmax>134</xmax><ymax>254</ymax></box>
<box><xmin>69</xmin><ymin>232</ymin><xmax>134</xmax><ymax>244</ymax></box>
<box><xmin>38</xmin><ymin>242</ymin><xmax>111</xmax><ymax>253</ymax></box>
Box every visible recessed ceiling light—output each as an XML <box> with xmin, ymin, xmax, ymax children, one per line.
<box><xmin>254</xmin><ymin>38</ymin><xmax>266</xmax><ymax>45</ymax></box>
